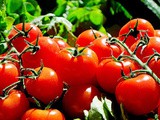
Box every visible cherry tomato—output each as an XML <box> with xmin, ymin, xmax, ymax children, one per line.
<box><xmin>62</xmin><ymin>84</ymin><xmax>101</xmax><ymax>119</ymax></box>
<box><xmin>154</xmin><ymin>29</ymin><xmax>160</xmax><ymax>37</ymax></box>
<box><xmin>115</xmin><ymin>74</ymin><xmax>160</xmax><ymax>115</ymax></box>
<box><xmin>118</xmin><ymin>18</ymin><xmax>155</xmax><ymax>47</ymax></box>
<box><xmin>148</xmin><ymin>58</ymin><xmax>160</xmax><ymax>78</ymax></box>
<box><xmin>52</xmin><ymin>37</ymin><xmax>70</xmax><ymax>50</ymax></box>
<box><xmin>130</xmin><ymin>37</ymin><xmax>160</xmax><ymax>62</ymax></box>
<box><xmin>158</xmin><ymin>104</ymin><xmax>160</xmax><ymax>120</ymax></box>
<box><xmin>76</xmin><ymin>29</ymin><xmax>107</xmax><ymax>47</ymax></box>
<box><xmin>96</xmin><ymin>58</ymin><xmax>139</xmax><ymax>94</ymax></box>
<box><xmin>8</xmin><ymin>23</ymin><xmax>43</xmax><ymax>52</ymax></box>
<box><xmin>25</xmin><ymin>67</ymin><xmax>63</xmax><ymax>104</ymax></box>
<box><xmin>22</xmin><ymin>108</ymin><xmax>65</xmax><ymax>120</ymax></box>
<box><xmin>89</xmin><ymin>37</ymin><xmax>124</xmax><ymax>62</ymax></box>
<box><xmin>54</xmin><ymin>47</ymin><xmax>99</xmax><ymax>86</ymax></box>
<box><xmin>0</xmin><ymin>52</ymin><xmax>20</xmax><ymax>73</ymax></box>
<box><xmin>22</xmin><ymin>36</ymin><xmax>60</xmax><ymax>70</ymax></box>
<box><xmin>0</xmin><ymin>90</ymin><xmax>29</xmax><ymax>120</ymax></box>
<box><xmin>0</xmin><ymin>63</ymin><xmax>19</xmax><ymax>95</ymax></box>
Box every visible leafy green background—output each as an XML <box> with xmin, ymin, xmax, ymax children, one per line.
<box><xmin>0</xmin><ymin>0</ymin><xmax>160</xmax><ymax>52</ymax></box>
<box><xmin>36</xmin><ymin>0</ymin><xmax>160</xmax><ymax>36</ymax></box>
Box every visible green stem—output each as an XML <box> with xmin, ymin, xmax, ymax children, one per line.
<box><xmin>110</xmin><ymin>37</ymin><xmax>160</xmax><ymax>84</ymax></box>
<box><xmin>1</xmin><ymin>80</ymin><xmax>21</xmax><ymax>99</ymax></box>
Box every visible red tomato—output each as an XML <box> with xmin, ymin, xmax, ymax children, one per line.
<box><xmin>25</xmin><ymin>67</ymin><xmax>63</xmax><ymax>104</ymax></box>
<box><xmin>130</xmin><ymin>37</ymin><xmax>160</xmax><ymax>62</ymax></box>
<box><xmin>115</xmin><ymin>74</ymin><xmax>160</xmax><ymax>115</ymax></box>
<box><xmin>148</xmin><ymin>58</ymin><xmax>160</xmax><ymax>78</ymax></box>
<box><xmin>118</xmin><ymin>18</ymin><xmax>155</xmax><ymax>47</ymax></box>
<box><xmin>158</xmin><ymin>104</ymin><xmax>160</xmax><ymax>120</ymax></box>
<box><xmin>22</xmin><ymin>108</ymin><xmax>65</xmax><ymax>120</ymax></box>
<box><xmin>0</xmin><ymin>52</ymin><xmax>20</xmax><ymax>73</ymax></box>
<box><xmin>52</xmin><ymin>37</ymin><xmax>70</xmax><ymax>50</ymax></box>
<box><xmin>54</xmin><ymin>47</ymin><xmax>99</xmax><ymax>86</ymax></box>
<box><xmin>0</xmin><ymin>90</ymin><xmax>29</xmax><ymax>120</ymax></box>
<box><xmin>76</xmin><ymin>29</ymin><xmax>107</xmax><ymax>47</ymax></box>
<box><xmin>8</xmin><ymin>23</ymin><xmax>43</xmax><ymax>52</ymax></box>
<box><xmin>154</xmin><ymin>30</ymin><xmax>160</xmax><ymax>37</ymax></box>
<box><xmin>0</xmin><ymin>63</ymin><xmax>19</xmax><ymax>95</ymax></box>
<box><xmin>22</xmin><ymin>36</ymin><xmax>60</xmax><ymax>70</ymax></box>
<box><xmin>62</xmin><ymin>84</ymin><xmax>101</xmax><ymax>119</ymax></box>
<box><xmin>89</xmin><ymin>37</ymin><xmax>124</xmax><ymax>62</ymax></box>
<box><xmin>96</xmin><ymin>58</ymin><xmax>139</xmax><ymax>94</ymax></box>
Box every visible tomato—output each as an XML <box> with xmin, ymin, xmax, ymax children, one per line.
<box><xmin>130</xmin><ymin>37</ymin><xmax>160</xmax><ymax>62</ymax></box>
<box><xmin>25</xmin><ymin>67</ymin><xmax>63</xmax><ymax>104</ymax></box>
<box><xmin>75</xmin><ymin>29</ymin><xmax>107</xmax><ymax>47</ymax></box>
<box><xmin>158</xmin><ymin>104</ymin><xmax>160</xmax><ymax>120</ymax></box>
<box><xmin>115</xmin><ymin>74</ymin><xmax>160</xmax><ymax>115</ymax></box>
<box><xmin>154</xmin><ymin>30</ymin><xmax>160</xmax><ymax>37</ymax></box>
<box><xmin>22</xmin><ymin>36</ymin><xmax>60</xmax><ymax>70</ymax></box>
<box><xmin>52</xmin><ymin>37</ymin><xmax>70</xmax><ymax>50</ymax></box>
<box><xmin>22</xmin><ymin>108</ymin><xmax>65</xmax><ymax>120</ymax></box>
<box><xmin>0</xmin><ymin>52</ymin><xmax>20</xmax><ymax>73</ymax></box>
<box><xmin>0</xmin><ymin>63</ymin><xmax>19</xmax><ymax>95</ymax></box>
<box><xmin>96</xmin><ymin>58</ymin><xmax>139</xmax><ymax>94</ymax></box>
<box><xmin>118</xmin><ymin>18</ymin><xmax>155</xmax><ymax>47</ymax></box>
<box><xmin>89</xmin><ymin>37</ymin><xmax>124</xmax><ymax>62</ymax></box>
<box><xmin>62</xmin><ymin>84</ymin><xmax>101</xmax><ymax>119</ymax></box>
<box><xmin>0</xmin><ymin>90</ymin><xmax>29</xmax><ymax>120</ymax></box>
<box><xmin>148</xmin><ymin>58</ymin><xmax>160</xmax><ymax>78</ymax></box>
<box><xmin>8</xmin><ymin>23</ymin><xmax>43</xmax><ymax>52</ymax></box>
<box><xmin>54</xmin><ymin>47</ymin><xmax>99</xmax><ymax>86</ymax></box>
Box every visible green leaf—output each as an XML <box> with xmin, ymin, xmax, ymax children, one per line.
<box><xmin>84</xmin><ymin>109</ymin><xmax>103</xmax><ymax>120</ymax></box>
<box><xmin>0</xmin><ymin>0</ymin><xmax>6</xmax><ymax>16</ymax></box>
<box><xmin>4</xmin><ymin>16</ymin><xmax>15</xmax><ymax>30</ymax></box>
<box><xmin>56</xmin><ymin>0</ymin><xmax>66</xmax><ymax>5</ymax></box>
<box><xmin>110</xmin><ymin>1</ymin><xmax>132</xmax><ymax>19</ymax></box>
<box><xmin>84</xmin><ymin>96</ymin><xmax>114</xmax><ymax>120</ymax></box>
<box><xmin>54</xmin><ymin>3</ymin><xmax>67</xmax><ymax>16</ymax></box>
<box><xmin>31</xmin><ymin>13</ymin><xmax>72</xmax><ymax>37</ymax></box>
<box><xmin>89</xmin><ymin>10</ymin><xmax>103</xmax><ymax>26</ymax></box>
<box><xmin>103</xmin><ymin>97</ymin><xmax>114</xmax><ymax>117</ymax></box>
<box><xmin>6</xmin><ymin>0</ymin><xmax>23</xmax><ymax>13</ymax></box>
<box><xmin>7</xmin><ymin>13</ymin><xmax>20</xmax><ymax>23</ymax></box>
<box><xmin>25</xmin><ymin>2</ymin><xmax>36</xmax><ymax>13</ymax></box>
<box><xmin>141</xmin><ymin>0</ymin><xmax>160</xmax><ymax>19</ymax></box>
<box><xmin>25</xmin><ymin>0</ymin><xmax>41</xmax><ymax>16</ymax></box>
<box><xmin>6</xmin><ymin>0</ymin><xmax>41</xmax><ymax>24</ymax></box>
<box><xmin>67</xmin><ymin>8</ymin><xmax>89</xmax><ymax>22</ymax></box>
<box><xmin>0</xmin><ymin>42</ymin><xmax>8</xmax><ymax>54</ymax></box>
<box><xmin>0</xmin><ymin>15</ymin><xmax>7</xmax><ymax>31</ymax></box>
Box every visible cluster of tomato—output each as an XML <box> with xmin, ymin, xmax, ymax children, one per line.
<box><xmin>0</xmin><ymin>18</ymin><xmax>160</xmax><ymax>120</ymax></box>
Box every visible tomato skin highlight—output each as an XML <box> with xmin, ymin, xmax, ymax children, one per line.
<box><xmin>8</xmin><ymin>23</ymin><xmax>43</xmax><ymax>52</ymax></box>
<box><xmin>0</xmin><ymin>63</ymin><xmax>19</xmax><ymax>95</ymax></box>
<box><xmin>52</xmin><ymin>38</ymin><xmax>70</xmax><ymax>50</ymax></box>
<box><xmin>54</xmin><ymin>47</ymin><xmax>99</xmax><ymax>86</ymax></box>
<box><xmin>115</xmin><ymin>74</ymin><xmax>160</xmax><ymax>115</ymax></box>
<box><xmin>25</xmin><ymin>67</ymin><xmax>63</xmax><ymax>104</ymax></box>
<box><xmin>118</xmin><ymin>18</ymin><xmax>155</xmax><ymax>48</ymax></box>
<box><xmin>154</xmin><ymin>29</ymin><xmax>160</xmax><ymax>37</ymax></box>
<box><xmin>96</xmin><ymin>58</ymin><xmax>139</xmax><ymax>94</ymax></box>
<box><xmin>0</xmin><ymin>90</ymin><xmax>29</xmax><ymax>120</ymax></box>
<box><xmin>62</xmin><ymin>84</ymin><xmax>101</xmax><ymax>119</ymax></box>
<box><xmin>22</xmin><ymin>108</ymin><xmax>65</xmax><ymax>120</ymax></box>
<box><xmin>22</xmin><ymin>36</ymin><xmax>60</xmax><ymax>70</ymax></box>
<box><xmin>89</xmin><ymin>37</ymin><xmax>124</xmax><ymax>62</ymax></box>
<box><xmin>76</xmin><ymin>29</ymin><xmax>107</xmax><ymax>47</ymax></box>
<box><xmin>130</xmin><ymin>37</ymin><xmax>160</xmax><ymax>62</ymax></box>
